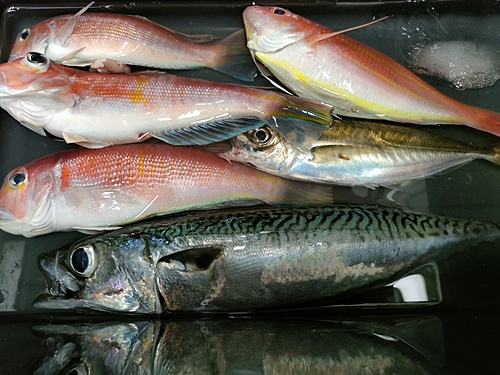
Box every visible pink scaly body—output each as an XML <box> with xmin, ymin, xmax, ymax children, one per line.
<box><xmin>0</xmin><ymin>144</ymin><xmax>332</xmax><ymax>237</ymax></box>
<box><xmin>0</xmin><ymin>53</ymin><xmax>332</xmax><ymax>148</ymax></box>
<box><xmin>243</xmin><ymin>5</ymin><xmax>500</xmax><ymax>137</ymax></box>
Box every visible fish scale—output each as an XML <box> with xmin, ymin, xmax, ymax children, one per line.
<box><xmin>222</xmin><ymin>119</ymin><xmax>500</xmax><ymax>187</ymax></box>
<box><xmin>0</xmin><ymin>54</ymin><xmax>332</xmax><ymax>149</ymax></box>
<box><xmin>0</xmin><ymin>144</ymin><xmax>332</xmax><ymax>237</ymax></box>
<box><xmin>9</xmin><ymin>10</ymin><xmax>256</xmax><ymax>81</ymax></box>
<box><xmin>36</xmin><ymin>206</ymin><xmax>500</xmax><ymax>313</ymax></box>
<box><xmin>243</xmin><ymin>5</ymin><xmax>500</xmax><ymax>137</ymax></box>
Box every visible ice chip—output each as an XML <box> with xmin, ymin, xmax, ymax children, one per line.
<box><xmin>409</xmin><ymin>40</ymin><xmax>500</xmax><ymax>89</ymax></box>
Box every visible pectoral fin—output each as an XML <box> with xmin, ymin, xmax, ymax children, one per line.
<box><xmin>153</xmin><ymin>117</ymin><xmax>265</xmax><ymax>146</ymax></box>
<box><xmin>160</xmin><ymin>247</ymin><xmax>224</xmax><ymax>272</ymax></box>
<box><xmin>57</xmin><ymin>2</ymin><xmax>94</xmax><ymax>45</ymax></box>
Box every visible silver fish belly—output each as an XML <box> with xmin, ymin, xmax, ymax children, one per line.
<box><xmin>222</xmin><ymin>119</ymin><xmax>500</xmax><ymax>187</ymax></box>
<box><xmin>35</xmin><ymin>206</ymin><xmax>500</xmax><ymax>313</ymax></box>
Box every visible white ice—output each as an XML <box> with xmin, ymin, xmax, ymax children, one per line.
<box><xmin>409</xmin><ymin>40</ymin><xmax>500</xmax><ymax>89</ymax></box>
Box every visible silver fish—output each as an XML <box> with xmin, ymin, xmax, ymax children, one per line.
<box><xmin>221</xmin><ymin>119</ymin><xmax>500</xmax><ymax>187</ymax></box>
<box><xmin>33</xmin><ymin>318</ymin><xmax>443</xmax><ymax>375</ymax></box>
<box><xmin>35</xmin><ymin>206</ymin><xmax>500</xmax><ymax>313</ymax></box>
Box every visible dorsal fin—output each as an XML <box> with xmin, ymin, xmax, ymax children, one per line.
<box><xmin>56</xmin><ymin>2</ymin><xmax>95</xmax><ymax>45</ymax></box>
<box><xmin>306</xmin><ymin>16</ymin><xmax>390</xmax><ymax>45</ymax></box>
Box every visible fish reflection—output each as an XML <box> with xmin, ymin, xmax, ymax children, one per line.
<box><xmin>33</xmin><ymin>317</ymin><xmax>444</xmax><ymax>375</ymax></box>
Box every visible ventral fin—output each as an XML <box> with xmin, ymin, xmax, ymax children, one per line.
<box><xmin>73</xmin><ymin>226</ymin><xmax>122</xmax><ymax>234</ymax></box>
<box><xmin>61</xmin><ymin>130</ymin><xmax>111</xmax><ymax>148</ymax></box>
<box><xmin>252</xmin><ymin>52</ymin><xmax>294</xmax><ymax>95</ymax></box>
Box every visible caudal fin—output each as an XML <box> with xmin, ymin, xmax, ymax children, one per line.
<box><xmin>467</xmin><ymin>106</ymin><xmax>500</xmax><ymax>137</ymax></box>
<box><xmin>492</xmin><ymin>142</ymin><xmax>500</xmax><ymax>165</ymax></box>
<box><xmin>269</xmin><ymin>95</ymin><xmax>333</xmax><ymax>151</ymax></box>
<box><xmin>266</xmin><ymin>176</ymin><xmax>334</xmax><ymax>206</ymax></box>
<box><xmin>213</xmin><ymin>29</ymin><xmax>257</xmax><ymax>82</ymax></box>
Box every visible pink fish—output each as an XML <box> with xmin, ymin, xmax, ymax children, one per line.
<box><xmin>243</xmin><ymin>5</ymin><xmax>500</xmax><ymax>137</ymax></box>
<box><xmin>0</xmin><ymin>144</ymin><xmax>332</xmax><ymax>237</ymax></box>
<box><xmin>10</xmin><ymin>3</ymin><xmax>255</xmax><ymax>80</ymax></box>
<box><xmin>0</xmin><ymin>52</ymin><xmax>332</xmax><ymax>149</ymax></box>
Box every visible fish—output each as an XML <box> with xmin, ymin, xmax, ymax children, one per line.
<box><xmin>242</xmin><ymin>5</ymin><xmax>500</xmax><ymax>137</ymax></box>
<box><xmin>0</xmin><ymin>52</ymin><xmax>333</xmax><ymax>149</ymax></box>
<box><xmin>0</xmin><ymin>144</ymin><xmax>332</xmax><ymax>237</ymax></box>
<box><xmin>220</xmin><ymin>118</ymin><xmax>500</xmax><ymax>187</ymax></box>
<box><xmin>9</xmin><ymin>3</ymin><xmax>256</xmax><ymax>81</ymax></box>
<box><xmin>32</xmin><ymin>318</ymin><xmax>443</xmax><ymax>375</ymax></box>
<box><xmin>34</xmin><ymin>205</ymin><xmax>500</xmax><ymax>313</ymax></box>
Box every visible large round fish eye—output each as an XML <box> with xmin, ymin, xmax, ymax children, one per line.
<box><xmin>273</xmin><ymin>8</ymin><xmax>286</xmax><ymax>15</ymax></box>
<box><xmin>8</xmin><ymin>169</ymin><xmax>26</xmax><ymax>188</ymax></box>
<box><xmin>27</xmin><ymin>52</ymin><xmax>48</xmax><ymax>65</ymax></box>
<box><xmin>69</xmin><ymin>244</ymin><xmax>97</xmax><ymax>278</ymax></box>
<box><xmin>18</xmin><ymin>28</ymin><xmax>30</xmax><ymax>41</ymax></box>
<box><xmin>20</xmin><ymin>52</ymin><xmax>50</xmax><ymax>72</ymax></box>
<box><xmin>252</xmin><ymin>127</ymin><xmax>273</xmax><ymax>144</ymax></box>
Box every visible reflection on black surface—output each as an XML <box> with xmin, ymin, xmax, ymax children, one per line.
<box><xmin>32</xmin><ymin>316</ymin><xmax>444</xmax><ymax>375</ymax></box>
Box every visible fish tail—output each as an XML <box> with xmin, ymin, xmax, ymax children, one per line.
<box><xmin>268</xmin><ymin>95</ymin><xmax>333</xmax><ymax>151</ymax></box>
<box><xmin>465</xmin><ymin>106</ymin><xmax>500</xmax><ymax>137</ymax></box>
<box><xmin>265</xmin><ymin>177</ymin><xmax>334</xmax><ymax>206</ymax></box>
<box><xmin>492</xmin><ymin>142</ymin><xmax>500</xmax><ymax>165</ymax></box>
<box><xmin>212</xmin><ymin>29</ymin><xmax>257</xmax><ymax>82</ymax></box>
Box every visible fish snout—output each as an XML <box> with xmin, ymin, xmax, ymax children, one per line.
<box><xmin>0</xmin><ymin>70</ymin><xmax>8</xmax><ymax>95</ymax></box>
<box><xmin>38</xmin><ymin>251</ymin><xmax>80</xmax><ymax>298</ymax></box>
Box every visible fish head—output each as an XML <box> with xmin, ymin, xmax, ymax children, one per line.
<box><xmin>221</xmin><ymin>126</ymin><xmax>296</xmax><ymax>174</ymax></box>
<box><xmin>0</xmin><ymin>52</ymin><xmax>73</xmax><ymax>96</ymax></box>
<box><xmin>35</xmin><ymin>235</ymin><xmax>161</xmax><ymax>314</ymax></box>
<box><xmin>0</xmin><ymin>156</ymin><xmax>58</xmax><ymax>237</ymax></box>
<box><xmin>0</xmin><ymin>53</ymin><xmax>75</xmax><ymax>133</ymax></box>
<box><xmin>9</xmin><ymin>18</ymin><xmax>58</xmax><ymax>60</ymax></box>
<box><xmin>242</xmin><ymin>5</ymin><xmax>308</xmax><ymax>54</ymax></box>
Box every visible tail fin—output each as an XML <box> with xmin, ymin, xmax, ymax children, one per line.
<box><xmin>212</xmin><ymin>29</ymin><xmax>257</xmax><ymax>82</ymax></box>
<box><xmin>264</xmin><ymin>176</ymin><xmax>334</xmax><ymax>206</ymax></box>
<box><xmin>492</xmin><ymin>142</ymin><xmax>500</xmax><ymax>165</ymax></box>
<box><xmin>269</xmin><ymin>95</ymin><xmax>333</xmax><ymax>151</ymax></box>
<box><xmin>467</xmin><ymin>106</ymin><xmax>500</xmax><ymax>137</ymax></box>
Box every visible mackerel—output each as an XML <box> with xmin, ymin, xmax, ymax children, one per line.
<box><xmin>35</xmin><ymin>206</ymin><xmax>500</xmax><ymax>313</ymax></box>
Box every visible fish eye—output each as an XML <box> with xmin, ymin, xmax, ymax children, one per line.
<box><xmin>69</xmin><ymin>244</ymin><xmax>96</xmax><ymax>278</ymax></box>
<box><xmin>8</xmin><ymin>169</ymin><xmax>26</xmax><ymax>188</ymax></box>
<box><xmin>18</xmin><ymin>28</ymin><xmax>30</xmax><ymax>41</ymax></box>
<box><xmin>27</xmin><ymin>52</ymin><xmax>48</xmax><ymax>65</ymax></box>
<box><xmin>20</xmin><ymin>52</ymin><xmax>50</xmax><ymax>71</ymax></box>
<box><xmin>252</xmin><ymin>127</ymin><xmax>273</xmax><ymax>144</ymax></box>
<box><xmin>273</xmin><ymin>8</ymin><xmax>286</xmax><ymax>15</ymax></box>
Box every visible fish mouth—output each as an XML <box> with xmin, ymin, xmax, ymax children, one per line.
<box><xmin>34</xmin><ymin>250</ymin><xmax>84</xmax><ymax>310</ymax></box>
<box><xmin>8</xmin><ymin>53</ymin><xmax>20</xmax><ymax>61</ymax></box>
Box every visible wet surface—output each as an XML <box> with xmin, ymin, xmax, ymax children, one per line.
<box><xmin>0</xmin><ymin>1</ymin><xmax>499</xmax><ymax>374</ymax></box>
